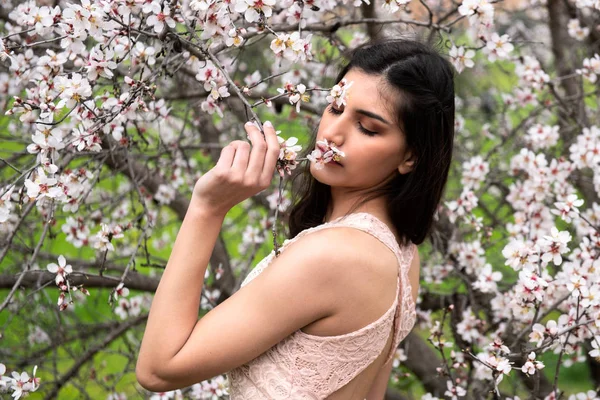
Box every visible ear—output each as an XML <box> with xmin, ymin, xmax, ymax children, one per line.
<box><xmin>397</xmin><ymin>150</ymin><xmax>416</xmax><ymax>175</ymax></box>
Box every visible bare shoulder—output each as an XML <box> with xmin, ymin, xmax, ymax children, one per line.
<box><xmin>278</xmin><ymin>227</ymin><xmax>399</xmax><ymax>300</ymax></box>
<box><xmin>282</xmin><ymin>226</ymin><xmax>398</xmax><ymax>274</ymax></box>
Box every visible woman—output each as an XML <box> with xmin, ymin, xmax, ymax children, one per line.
<box><xmin>136</xmin><ymin>39</ymin><xmax>455</xmax><ymax>399</ymax></box>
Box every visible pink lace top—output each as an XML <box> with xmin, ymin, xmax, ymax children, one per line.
<box><xmin>226</xmin><ymin>212</ymin><xmax>417</xmax><ymax>399</ymax></box>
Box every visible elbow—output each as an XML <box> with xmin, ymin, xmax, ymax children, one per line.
<box><xmin>136</xmin><ymin>369</ymin><xmax>164</xmax><ymax>393</ymax></box>
<box><xmin>136</xmin><ymin>354</ymin><xmax>208</xmax><ymax>392</ymax></box>
<box><xmin>136</xmin><ymin>361</ymin><xmax>173</xmax><ymax>393</ymax></box>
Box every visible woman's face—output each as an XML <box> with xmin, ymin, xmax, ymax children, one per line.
<box><xmin>310</xmin><ymin>69</ymin><xmax>415</xmax><ymax>192</ymax></box>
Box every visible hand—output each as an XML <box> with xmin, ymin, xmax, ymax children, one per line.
<box><xmin>191</xmin><ymin>120</ymin><xmax>280</xmax><ymax>216</ymax></box>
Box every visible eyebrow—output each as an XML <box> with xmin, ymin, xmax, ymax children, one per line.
<box><xmin>355</xmin><ymin>108</ymin><xmax>391</xmax><ymax>125</ymax></box>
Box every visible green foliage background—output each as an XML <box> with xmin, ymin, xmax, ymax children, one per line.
<box><xmin>0</xmin><ymin>27</ymin><xmax>597</xmax><ymax>400</ymax></box>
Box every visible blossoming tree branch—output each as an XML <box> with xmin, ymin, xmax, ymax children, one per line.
<box><xmin>1</xmin><ymin>0</ymin><xmax>600</xmax><ymax>399</ymax></box>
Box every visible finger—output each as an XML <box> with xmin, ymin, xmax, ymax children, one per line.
<box><xmin>245</xmin><ymin>121</ymin><xmax>268</xmax><ymax>180</ymax></box>
<box><xmin>260</xmin><ymin>121</ymin><xmax>280</xmax><ymax>184</ymax></box>
<box><xmin>215</xmin><ymin>143</ymin><xmax>236</xmax><ymax>171</ymax></box>
<box><xmin>230</xmin><ymin>140</ymin><xmax>251</xmax><ymax>173</ymax></box>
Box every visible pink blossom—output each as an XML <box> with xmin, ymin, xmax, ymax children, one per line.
<box><xmin>515</xmin><ymin>56</ymin><xmax>550</xmax><ymax>90</ymax></box>
<box><xmin>445</xmin><ymin>188</ymin><xmax>479</xmax><ymax>224</ymax></box>
<box><xmin>277</xmin><ymin>83</ymin><xmax>309</xmax><ymax>113</ymax></box>
<box><xmin>270</xmin><ymin>32</ymin><xmax>313</xmax><ymax>62</ymax></box>
<box><xmin>589</xmin><ymin>336</ymin><xmax>600</xmax><ymax>360</ymax></box>
<box><xmin>484</xmin><ymin>33</ymin><xmax>514</xmax><ymax>62</ymax></box>
<box><xmin>449</xmin><ymin>46</ymin><xmax>476</xmax><ymax>73</ymax></box>
<box><xmin>526</xmin><ymin>124</ymin><xmax>560</xmax><ymax>151</ymax></box>
<box><xmin>277</xmin><ymin>133</ymin><xmax>302</xmax><ymax>177</ymax></box>
<box><xmin>235</xmin><ymin>0</ymin><xmax>276</xmax><ymax>22</ymax></box>
<box><xmin>521</xmin><ymin>352</ymin><xmax>545</xmax><ymax>376</ymax></box>
<box><xmin>24</xmin><ymin>167</ymin><xmax>62</xmax><ymax>200</ymax></box>
<box><xmin>502</xmin><ymin>239</ymin><xmax>539</xmax><ymax>271</ymax></box>
<box><xmin>226</xmin><ymin>28</ymin><xmax>245</xmax><ymax>47</ymax></box>
<box><xmin>538</xmin><ymin>227</ymin><xmax>572</xmax><ymax>266</ymax></box>
<box><xmin>473</xmin><ymin>264</ymin><xmax>502</xmax><ymax>293</ymax></box>
<box><xmin>458</xmin><ymin>0</ymin><xmax>494</xmax><ymax>26</ymax></box>
<box><xmin>381</xmin><ymin>0</ymin><xmax>411</xmax><ymax>13</ymax></box>
<box><xmin>113</xmin><ymin>283</ymin><xmax>130</xmax><ymax>302</ymax></box>
<box><xmin>85</xmin><ymin>46</ymin><xmax>117</xmax><ymax>81</ymax></box>
<box><xmin>521</xmin><ymin>269</ymin><xmax>549</xmax><ymax>301</ymax></box>
<box><xmin>146</xmin><ymin>6</ymin><xmax>176</xmax><ymax>33</ymax></box>
<box><xmin>133</xmin><ymin>42</ymin><xmax>157</xmax><ymax>66</ymax></box>
<box><xmin>55</xmin><ymin>73</ymin><xmax>93</xmax><ymax>109</ymax></box>
<box><xmin>326</xmin><ymin>79</ymin><xmax>353</xmax><ymax>108</ymax></box>
<box><xmin>445</xmin><ymin>380</ymin><xmax>466</xmax><ymax>400</ymax></box>
<box><xmin>47</xmin><ymin>255</ymin><xmax>73</xmax><ymax>286</ymax></box>
<box><xmin>568</xmin><ymin>19</ymin><xmax>589</xmax><ymax>41</ymax></box>
<box><xmin>576</xmin><ymin>54</ymin><xmax>600</xmax><ymax>83</ymax></box>
<box><xmin>307</xmin><ymin>139</ymin><xmax>346</xmax><ymax>170</ymax></box>
<box><xmin>461</xmin><ymin>155</ymin><xmax>489</xmax><ymax>190</ymax></box>
<box><xmin>552</xmin><ymin>194</ymin><xmax>584</xmax><ymax>223</ymax></box>
<box><xmin>7</xmin><ymin>366</ymin><xmax>39</xmax><ymax>399</ymax></box>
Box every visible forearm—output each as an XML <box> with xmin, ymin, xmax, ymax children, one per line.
<box><xmin>137</xmin><ymin>203</ymin><xmax>225</xmax><ymax>372</ymax></box>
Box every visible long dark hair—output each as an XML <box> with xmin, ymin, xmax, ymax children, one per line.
<box><xmin>287</xmin><ymin>39</ymin><xmax>455</xmax><ymax>246</ymax></box>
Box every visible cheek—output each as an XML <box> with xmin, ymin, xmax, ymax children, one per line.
<box><xmin>352</xmin><ymin>145</ymin><xmax>401</xmax><ymax>176</ymax></box>
<box><xmin>353</xmin><ymin>142</ymin><xmax>396</xmax><ymax>165</ymax></box>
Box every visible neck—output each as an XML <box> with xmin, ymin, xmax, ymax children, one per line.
<box><xmin>324</xmin><ymin>187</ymin><xmax>388</xmax><ymax>223</ymax></box>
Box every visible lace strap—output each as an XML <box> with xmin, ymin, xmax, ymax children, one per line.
<box><xmin>382</xmin><ymin>242</ymin><xmax>418</xmax><ymax>366</ymax></box>
<box><xmin>289</xmin><ymin>213</ymin><xmax>405</xmax><ymax>263</ymax></box>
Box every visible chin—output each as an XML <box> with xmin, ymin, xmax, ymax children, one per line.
<box><xmin>309</xmin><ymin>163</ymin><xmax>343</xmax><ymax>186</ymax></box>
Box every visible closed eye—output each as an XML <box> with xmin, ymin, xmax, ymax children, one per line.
<box><xmin>326</xmin><ymin>105</ymin><xmax>378</xmax><ymax>136</ymax></box>
<box><xmin>327</xmin><ymin>105</ymin><xmax>342</xmax><ymax>116</ymax></box>
<box><xmin>357</xmin><ymin>123</ymin><xmax>377</xmax><ymax>136</ymax></box>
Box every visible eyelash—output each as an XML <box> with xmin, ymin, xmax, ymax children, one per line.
<box><xmin>326</xmin><ymin>106</ymin><xmax>378</xmax><ymax>136</ymax></box>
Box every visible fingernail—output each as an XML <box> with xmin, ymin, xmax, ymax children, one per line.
<box><xmin>245</xmin><ymin>121</ymin><xmax>253</xmax><ymax>127</ymax></box>
<box><xmin>264</xmin><ymin>120</ymin><xmax>273</xmax><ymax>128</ymax></box>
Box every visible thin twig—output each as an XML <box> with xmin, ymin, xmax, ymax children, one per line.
<box><xmin>0</xmin><ymin>201</ymin><xmax>55</xmax><ymax>313</ymax></box>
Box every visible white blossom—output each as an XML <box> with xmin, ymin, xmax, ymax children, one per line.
<box><xmin>484</xmin><ymin>33</ymin><xmax>514</xmax><ymax>62</ymax></box>
<box><xmin>568</xmin><ymin>19</ymin><xmax>589</xmax><ymax>41</ymax></box>
<box><xmin>449</xmin><ymin>46</ymin><xmax>475</xmax><ymax>74</ymax></box>
<box><xmin>146</xmin><ymin>6</ymin><xmax>176</xmax><ymax>33</ymax></box>
<box><xmin>235</xmin><ymin>0</ymin><xmax>276</xmax><ymax>22</ymax></box>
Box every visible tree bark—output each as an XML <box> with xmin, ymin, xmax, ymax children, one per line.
<box><xmin>0</xmin><ymin>270</ymin><xmax>160</xmax><ymax>291</ymax></box>
<box><xmin>402</xmin><ymin>332</ymin><xmax>448</xmax><ymax>396</ymax></box>
<box><xmin>361</xmin><ymin>0</ymin><xmax>384</xmax><ymax>41</ymax></box>
<box><xmin>546</xmin><ymin>0</ymin><xmax>588</xmax><ymax>134</ymax></box>
<box><xmin>586</xmin><ymin>349</ymin><xmax>600</xmax><ymax>390</ymax></box>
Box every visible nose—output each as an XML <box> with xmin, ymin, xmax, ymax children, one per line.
<box><xmin>320</xmin><ymin>116</ymin><xmax>346</xmax><ymax>148</ymax></box>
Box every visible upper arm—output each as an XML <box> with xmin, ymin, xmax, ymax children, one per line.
<box><xmin>146</xmin><ymin>228</ymin><xmax>360</xmax><ymax>391</ymax></box>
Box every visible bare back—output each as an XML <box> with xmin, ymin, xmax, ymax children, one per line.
<box><xmin>298</xmin><ymin>228</ymin><xmax>421</xmax><ymax>400</ymax></box>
